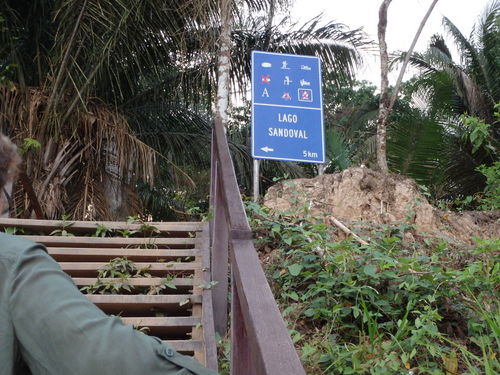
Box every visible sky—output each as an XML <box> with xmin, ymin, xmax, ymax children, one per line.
<box><xmin>289</xmin><ymin>0</ymin><xmax>492</xmax><ymax>85</ymax></box>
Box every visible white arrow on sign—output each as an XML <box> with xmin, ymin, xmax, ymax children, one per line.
<box><xmin>260</xmin><ymin>146</ymin><xmax>274</xmax><ymax>153</ymax></box>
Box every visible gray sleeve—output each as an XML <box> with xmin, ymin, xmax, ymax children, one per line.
<box><xmin>9</xmin><ymin>243</ymin><xmax>217</xmax><ymax>375</ymax></box>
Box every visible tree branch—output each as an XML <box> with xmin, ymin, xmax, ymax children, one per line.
<box><xmin>389</xmin><ymin>0</ymin><xmax>440</xmax><ymax>111</ymax></box>
<box><xmin>329</xmin><ymin>216</ymin><xmax>369</xmax><ymax>245</ymax></box>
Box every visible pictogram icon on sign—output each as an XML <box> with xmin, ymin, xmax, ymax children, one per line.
<box><xmin>298</xmin><ymin>88</ymin><xmax>312</xmax><ymax>102</ymax></box>
<box><xmin>261</xmin><ymin>75</ymin><xmax>271</xmax><ymax>84</ymax></box>
<box><xmin>281</xmin><ymin>61</ymin><xmax>290</xmax><ymax>70</ymax></box>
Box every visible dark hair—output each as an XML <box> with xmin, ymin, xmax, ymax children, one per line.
<box><xmin>0</xmin><ymin>133</ymin><xmax>21</xmax><ymax>190</ymax></box>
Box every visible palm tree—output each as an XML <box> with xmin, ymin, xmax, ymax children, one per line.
<box><xmin>0</xmin><ymin>0</ymin><xmax>215</xmax><ymax>219</ymax></box>
<box><xmin>0</xmin><ymin>0</ymin><xmax>370</xmax><ymax>219</ymax></box>
<box><xmin>388</xmin><ymin>1</ymin><xmax>499</xmax><ymax>199</ymax></box>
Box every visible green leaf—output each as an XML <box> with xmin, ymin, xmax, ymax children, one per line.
<box><xmin>303</xmin><ymin>308</ymin><xmax>316</xmax><ymax>318</ymax></box>
<box><xmin>272</xmin><ymin>269</ymin><xmax>282</xmax><ymax>279</ymax></box>
<box><xmin>363</xmin><ymin>264</ymin><xmax>378</xmax><ymax>277</ymax></box>
<box><xmin>301</xmin><ymin>343</ymin><xmax>317</xmax><ymax>359</ymax></box>
<box><xmin>288</xmin><ymin>291</ymin><xmax>300</xmax><ymax>301</ymax></box>
<box><xmin>352</xmin><ymin>306</ymin><xmax>361</xmax><ymax>318</ymax></box>
<box><xmin>287</xmin><ymin>264</ymin><xmax>303</xmax><ymax>276</ymax></box>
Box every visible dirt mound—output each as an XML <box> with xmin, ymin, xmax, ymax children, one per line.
<box><xmin>263</xmin><ymin>167</ymin><xmax>499</xmax><ymax>243</ymax></box>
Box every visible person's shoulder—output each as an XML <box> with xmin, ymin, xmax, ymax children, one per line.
<box><xmin>0</xmin><ymin>232</ymin><xmax>42</xmax><ymax>261</ymax></box>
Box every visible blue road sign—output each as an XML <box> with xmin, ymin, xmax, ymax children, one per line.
<box><xmin>251</xmin><ymin>51</ymin><xmax>324</xmax><ymax>163</ymax></box>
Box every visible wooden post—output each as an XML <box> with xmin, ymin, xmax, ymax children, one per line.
<box><xmin>230</xmin><ymin>279</ymin><xmax>252</xmax><ymax>375</ymax></box>
<box><xmin>200</xmin><ymin>224</ymin><xmax>218</xmax><ymax>371</ymax></box>
<box><xmin>209</xmin><ymin>130</ymin><xmax>217</xmax><ymax>246</ymax></box>
<box><xmin>231</xmin><ymin>240</ymin><xmax>306</xmax><ymax>375</ymax></box>
<box><xmin>211</xmin><ymin>168</ymin><xmax>229</xmax><ymax>336</ymax></box>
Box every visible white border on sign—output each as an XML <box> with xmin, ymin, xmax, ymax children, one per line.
<box><xmin>251</xmin><ymin>50</ymin><xmax>325</xmax><ymax>164</ymax></box>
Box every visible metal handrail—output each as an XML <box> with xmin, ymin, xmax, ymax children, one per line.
<box><xmin>209</xmin><ymin>118</ymin><xmax>305</xmax><ymax>375</ymax></box>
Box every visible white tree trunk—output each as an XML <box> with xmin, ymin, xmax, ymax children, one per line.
<box><xmin>215</xmin><ymin>0</ymin><xmax>233</xmax><ymax>128</ymax></box>
<box><xmin>212</xmin><ymin>0</ymin><xmax>233</xmax><ymax>338</ymax></box>
<box><xmin>376</xmin><ymin>0</ymin><xmax>439</xmax><ymax>172</ymax></box>
<box><xmin>376</xmin><ymin>0</ymin><xmax>392</xmax><ymax>173</ymax></box>
<box><xmin>263</xmin><ymin>0</ymin><xmax>276</xmax><ymax>49</ymax></box>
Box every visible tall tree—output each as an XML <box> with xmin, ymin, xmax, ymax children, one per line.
<box><xmin>376</xmin><ymin>0</ymin><xmax>392</xmax><ymax>172</ymax></box>
<box><xmin>405</xmin><ymin>1</ymin><xmax>499</xmax><ymax>122</ymax></box>
<box><xmin>0</xmin><ymin>0</ymin><xmax>370</xmax><ymax>219</ymax></box>
<box><xmin>215</xmin><ymin>0</ymin><xmax>233</xmax><ymax>128</ymax></box>
<box><xmin>376</xmin><ymin>0</ymin><xmax>439</xmax><ymax>172</ymax></box>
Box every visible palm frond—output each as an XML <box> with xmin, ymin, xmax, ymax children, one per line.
<box><xmin>0</xmin><ymin>85</ymin><xmax>156</xmax><ymax>219</ymax></box>
<box><xmin>442</xmin><ymin>16</ymin><xmax>482</xmax><ymax>79</ymax></box>
<box><xmin>324</xmin><ymin>128</ymin><xmax>351</xmax><ymax>172</ymax></box>
<box><xmin>388</xmin><ymin>110</ymin><xmax>445</xmax><ymax>185</ymax></box>
<box><xmin>230</xmin><ymin>15</ymin><xmax>371</xmax><ymax>94</ymax></box>
<box><xmin>476</xmin><ymin>0</ymin><xmax>500</xmax><ymax>105</ymax></box>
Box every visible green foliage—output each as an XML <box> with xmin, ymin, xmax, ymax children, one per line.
<box><xmin>80</xmin><ymin>257</ymin><xmax>179</xmax><ymax>296</ymax></box>
<box><xmin>186</xmin><ymin>206</ymin><xmax>213</xmax><ymax>222</ymax></box>
<box><xmin>80</xmin><ymin>257</ymin><xmax>141</xmax><ymax>295</ymax></box>
<box><xmin>81</xmin><ymin>275</ymin><xmax>133</xmax><ymax>295</ymax></box>
<box><xmin>247</xmin><ymin>201</ymin><xmax>500</xmax><ymax>375</ymax></box>
<box><xmin>324</xmin><ymin>128</ymin><xmax>351</xmax><ymax>171</ymax></box>
<box><xmin>19</xmin><ymin>138</ymin><xmax>41</xmax><ymax>154</ymax></box>
<box><xmin>93</xmin><ymin>224</ymin><xmax>114</xmax><ymax>237</ymax></box>
<box><xmin>3</xmin><ymin>226</ymin><xmax>23</xmax><ymax>235</ymax></box>
<box><xmin>322</xmin><ymin>80</ymin><xmax>379</xmax><ymax>172</ymax></box>
<box><xmin>49</xmin><ymin>215</ymin><xmax>75</xmax><ymax>236</ymax></box>
<box><xmin>0</xmin><ymin>64</ymin><xmax>15</xmax><ymax>86</ymax></box>
<box><xmin>151</xmin><ymin>276</ymin><xmax>178</xmax><ymax>295</ymax></box>
<box><xmin>138</xmin><ymin>223</ymin><xmax>160</xmax><ymax>236</ymax></box>
<box><xmin>476</xmin><ymin>162</ymin><xmax>500</xmax><ymax>210</ymax></box>
<box><xmin>461</xmin><ymin>114</ymin><xmax>493</xmax><ymax>154</ymax></box>
<box><xmin>197</xmin><ymin>280</ymin><xmax>219</xmax><ymax>290</ymax></box>
<box><xmin>98</xmin><ymin>257</ymin><xmax>149</xmax><ymax>278</ymax></box>
<box><xmin>126</xmin><ymin>216</ymin><xmax>140</xmax><ymax>224</ymax></box>
<box><xmin>216</xmin><ymin>333</ymin><xmax>231</xmax><ymax>375</ymax></box>
<box><xmin>0</xmin><ymin>0</ymin><xmax>371</xmax><ymax>220</ymax></box>
<box><xmin>394</xmin><ymin>3</ymin><xmax>500</xmax><ymax>200</ymax></box>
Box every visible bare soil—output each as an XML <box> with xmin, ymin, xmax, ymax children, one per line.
<box><xmin>263</xmin><ymin>167</ymin><xmax>500</xmax><ymax>244</ymax></box>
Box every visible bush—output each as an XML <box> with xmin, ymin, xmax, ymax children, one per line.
<box><xmin>247</xmin><ymin>200</ymin><xmax>500</xmax><ymax>375</ymax></box>
<box><xmin>477</xmin><ymin>162</ymin><xmax>500</xmax><ymax>211</ymax></box>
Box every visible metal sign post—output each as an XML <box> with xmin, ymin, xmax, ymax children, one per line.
<box><xmin>252</xmin><ymin>159</ymin><xmax>260</xmax><ymax>202</ymax></box>
<box><xmin>251</xmin><ymin>51</ymin><xmax>325</xmax><ymax>164</ymax></box>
